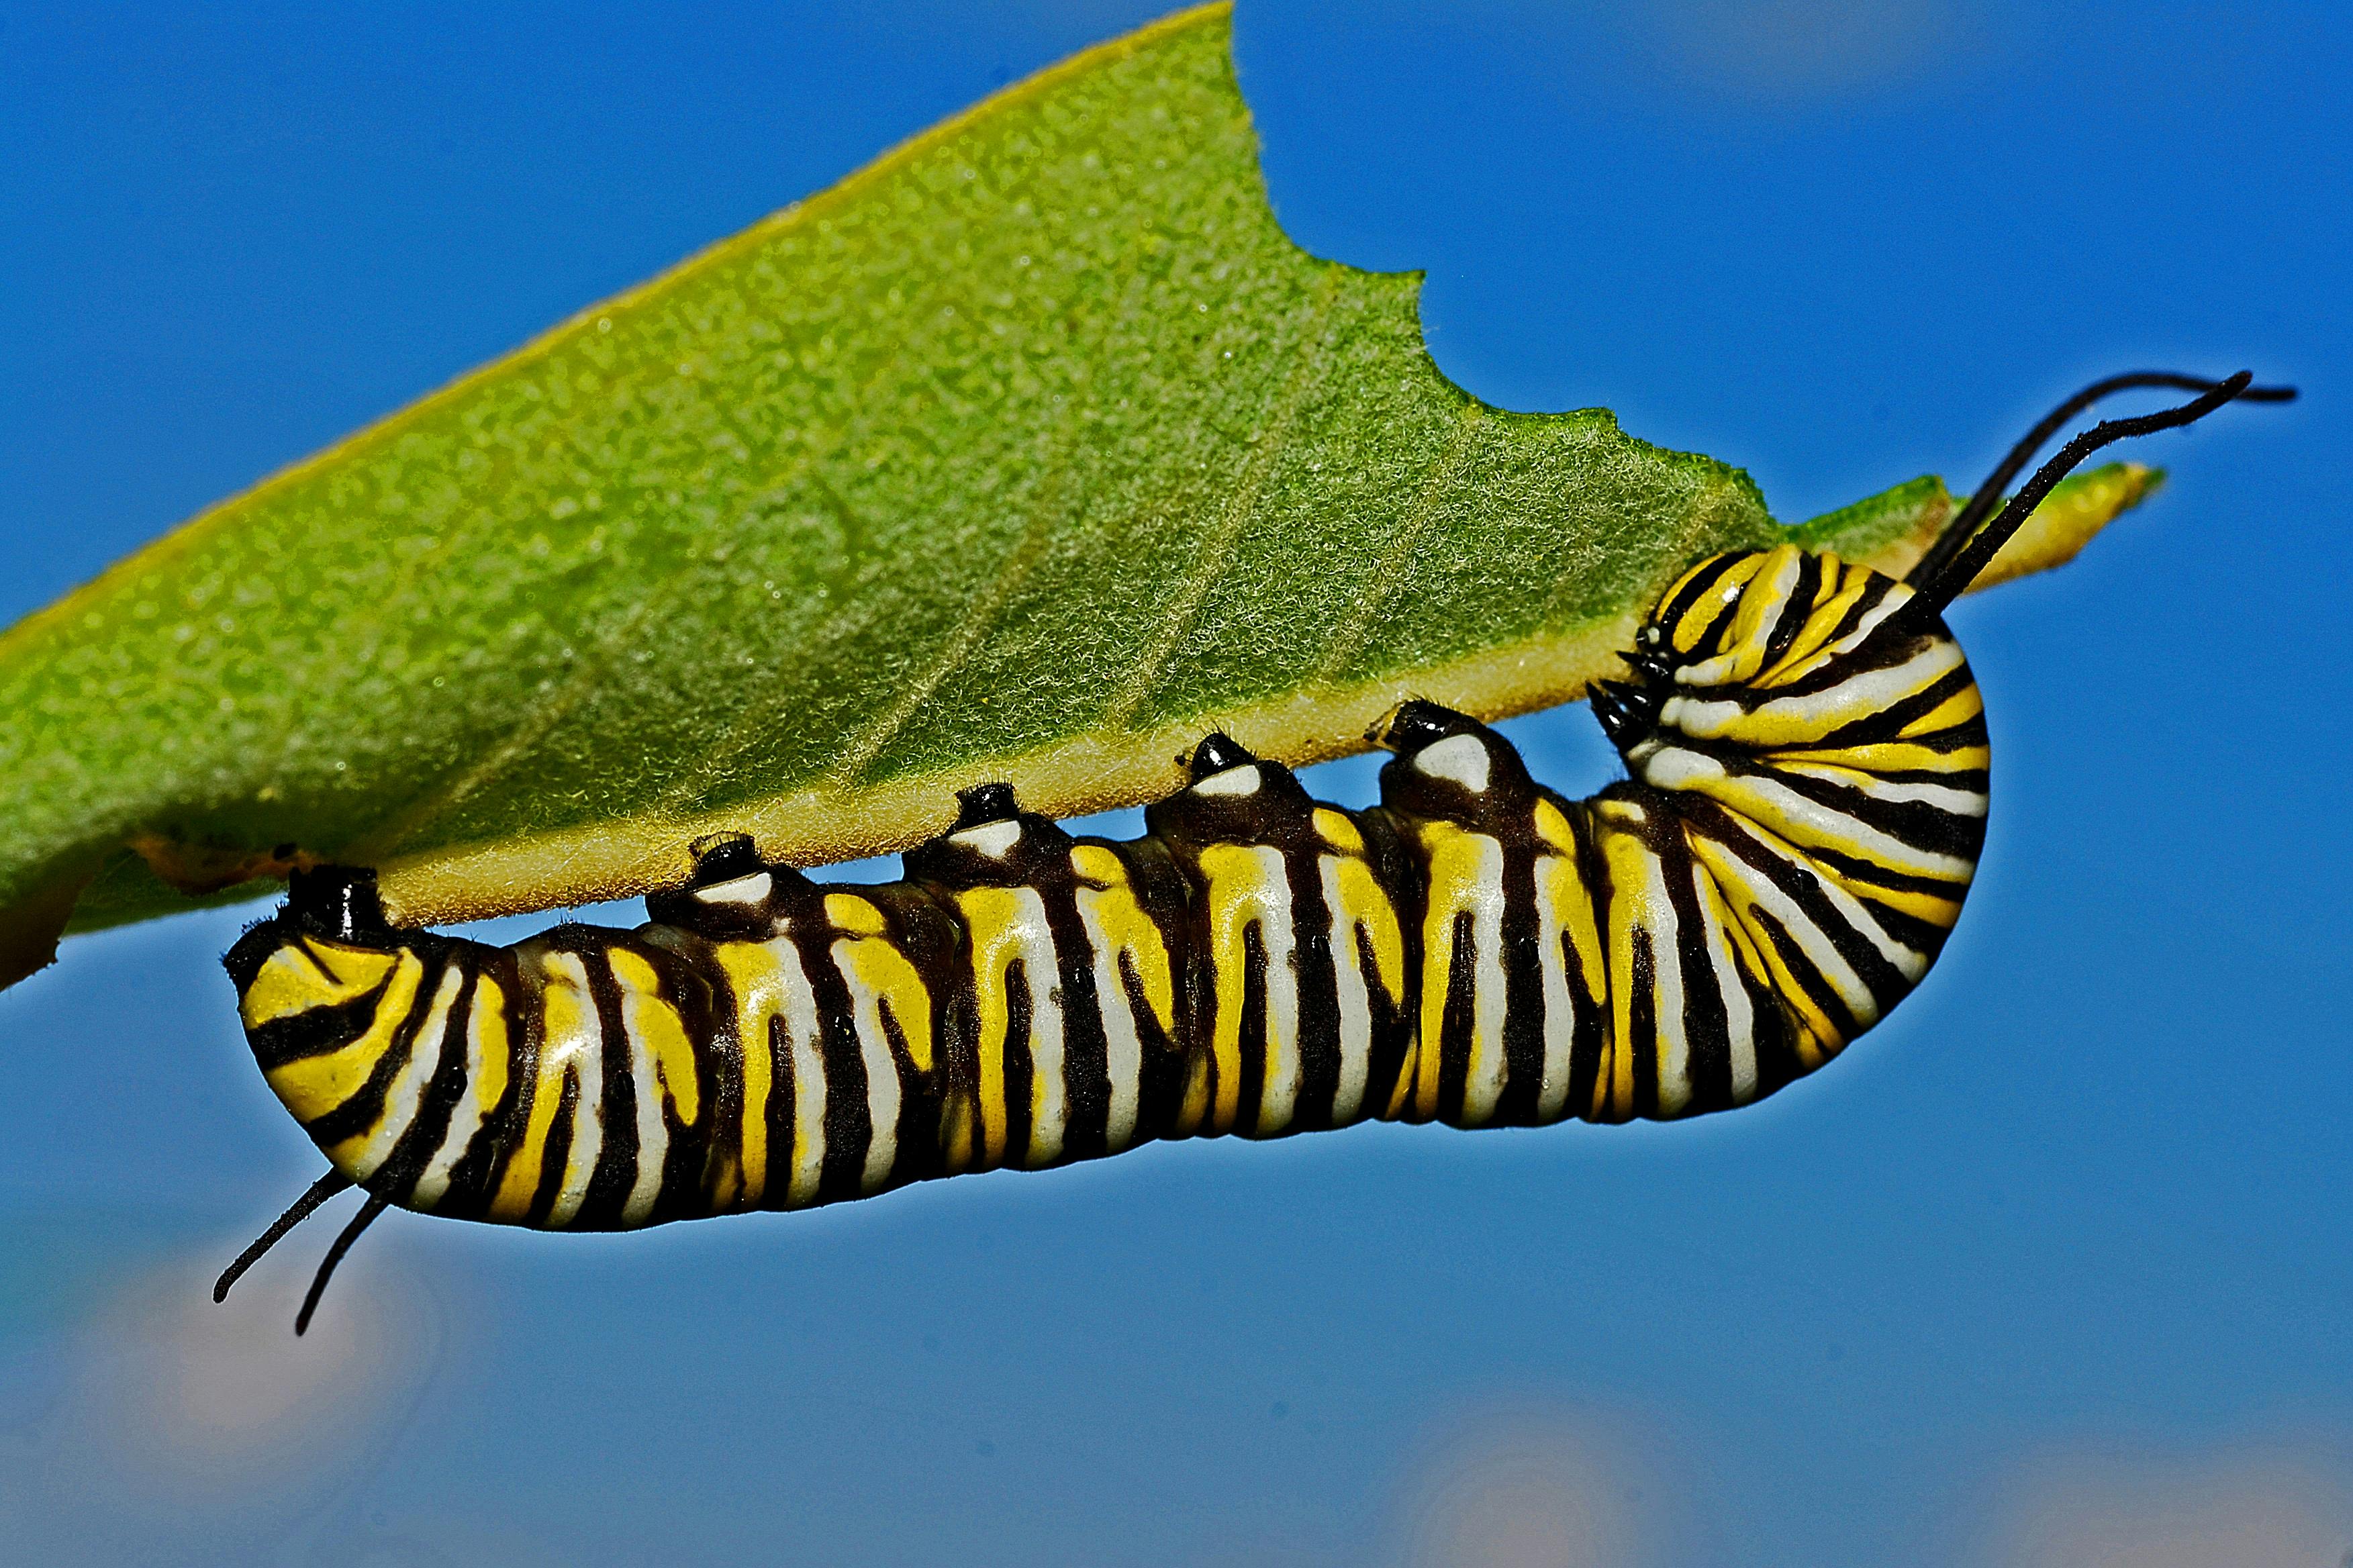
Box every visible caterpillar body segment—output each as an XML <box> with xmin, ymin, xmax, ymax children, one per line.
<box><xmin>203</xmin><ymin>368</ymin><xmax>2289</xmax><ymax>1330</ymax></box>
<box><xmin>225</xmin><ymin>544</ymin><xmax>1986</xmax><ymax>1262</ymax></box>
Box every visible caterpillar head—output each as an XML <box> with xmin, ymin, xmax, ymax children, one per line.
<box><xmin>1596</xmin><ymin>545</ymin><xmax>1961</xmax><ymax>765</ymax></box>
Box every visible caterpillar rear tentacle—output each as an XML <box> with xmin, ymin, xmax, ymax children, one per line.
<box><xmin>216</xmin><ymin>370</ymin><xmax>2288</xmax><ymax>1331</ymax></box>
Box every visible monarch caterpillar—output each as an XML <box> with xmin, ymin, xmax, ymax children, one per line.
<box><xmin>217</xmin><ymin>371</ymin><xmax>2287</xmax><ymax>1332</ymax></box>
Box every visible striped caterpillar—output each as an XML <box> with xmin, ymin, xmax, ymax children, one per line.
<box><xmin>216</xmin><ymin>373</ymin><xmax>2285</xmax><ymax>1332</ymax></box>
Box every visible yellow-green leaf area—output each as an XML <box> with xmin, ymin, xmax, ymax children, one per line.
<box><xmin>0</xmin><ymin>3</ymin><xmax>2153</xmax><ymax>979</ymax></box>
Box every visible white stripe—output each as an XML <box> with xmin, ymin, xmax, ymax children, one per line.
<box><xmin>697</xmin><ymin>871</ymin><xmax>772</xmax><ymax>904</ymax></box>
<box><xmin>1529</xmin><ymin>856</ymin><xmax>1581</xmax><ymax>1124</ymax></box>
<box><xmin>1193</xmin><ymin>765</ymin><xmax>1261</xmax><ymax>797</ymax></box>
<box><xmin>539</xmin><ymin>950</ymin><xmax>603</xmax><ymax>1229</ymax></box>
<box><xmin>989</xmin><ymin>886</ymin><xmax>1068</xmax><ymax>1167</ymax></box>
<box><xmin>1240</xmin><ymin>846</ymin><xmax>1302</xmax><ymax>1136</ymax></box>
<box><xmin>1695</xmin><ymin>863</ymin><xmax>1759</xmax><ymax>1106</ymax></box>
<box><xmin>1318</xmin><ymin>856</ymin><xmax>1372</xmax><ymax>1125</ymax></box>
<box><xmin>1771</xmin><ymin>759</ymin><xmax>1987</xmax><ymax>817</ymax></box>
<box><xmin>348</xmin><ymin>963</ymin><xmax>462</xmax><ymax>1181</ymax></box>
<box><xmin>832</xmin><ymin>938</ymin><xmax>907</xmax><ymax>1191</ymax></box>
<box><xmin>1456</xmin><ymin>834</ymin><xmax>1510</xmax><ymax>1126</ymax></box>
<box><xmin>951</xmin><ymin>820</ymin><xmax>1022</xmax><ymax>857</ymax></box>
<box><xmin>1414</xmin><ymin>734</ymin><xmax>1491</xmax><ymax>792</ymax></box>
<box><xmin>1642</xmin><ymin>854</ymin><xmax>1694</xmax><ymax>1118</ymax></box>
<box><xmin>1638</xmin><ymin>745</ymin><xmax>1975</xmax><ymax>884</ymax></box>
<box><xmin>1072</xmin><ymin>885</ymin><xmax>1144</xmax><ymax>1153</ymax></box>
<box><xmin>617</xmin><ymin>963</ymin><xmax>672</xmax><ymax>1228</ymax></box>
<box><xmin>1667</xmin><ymin>638</ymin><xmax>1964</xmax><ymax>740</ymax></box>
<box><xmin>412</xmin><ymin>979</ymin><xmax>501</xmax><ymax>1210</ymax></box>
<box><xmin>771</xmin><ymin>936</ymin><xmax>828</xmax><ymax>1208</ymax></box>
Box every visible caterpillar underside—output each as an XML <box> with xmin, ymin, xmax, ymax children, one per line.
<box><xmin>225</xmin><ymin>545</ymin><xmax>1990</xmax><ymax>1234</ymax></box>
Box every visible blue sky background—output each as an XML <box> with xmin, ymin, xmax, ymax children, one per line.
<box><xmin>1</xmin><ymin>3</ymin><xmax>2348</xmax><ymax>1564</ymax></box>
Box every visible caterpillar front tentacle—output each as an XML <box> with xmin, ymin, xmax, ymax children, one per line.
<box><xmin>220</xmin><ymin>544</ymin><xmax>1986</xmax><ymax>1328</ymax></box>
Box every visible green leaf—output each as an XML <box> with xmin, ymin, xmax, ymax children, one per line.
<box><xmin>0</xmin><ymin>2</ymin><xmax>2156</xmax><ymax>986</ymax></box>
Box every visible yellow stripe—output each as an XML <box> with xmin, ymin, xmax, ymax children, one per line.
<box><xmin>1597</xmin><ymin>818</ymin><xmax>1666</xmax><ymax>1123</ymax></box>
<box><xmin>1899</xmin><ymin>684</ymin><xmax>1984</xmax><ymax>736</ymax></box>
<box><xmin>1071</xmin><ymin>844</ymin><xmax>1177</xmax><ymax>1034</ymax></box>
<box><xmin>1756</xmin><ymin>561</ymin><xmax>1875</xmax><ymax>685</ymax></box>
<box><xmin>834</xmin><ymin>931</ymin><xmax>934</xmax><ymax>1073</ymax></box>
<box><xmin>240</xmin><ymin>938</ymin><xmax>400</xmax><ymax>1028</ymax></box>
<box><xmin>487</xmin><ymin>955</ymin><xmax>596</xmax><ymax>1223</ymax></box>
<box><xmin>824</xmin><ymin>893</ymin><xmax>890</xmax><ymax>937</ymax></box>
<box><xmin>957</xmin><ymin>885</ymin><xmax>1030</xmax><ymax>1165</ymax></box>
<box><xmin>712</xmin><ymin>941</ymin><xmax>788</xmax><ymax>1208</ymax></box>
<box><xmin>1772</xmin><ymin>738</ymin><xmax>1988</xmax><ymax>775</ymax></box>
<box><xmin>1196</xmin><ymin>843</ymin><xmax>1288</xmax><ymax>1134</ymax></box>
<box><xmin>1325</xmin><ymin>852</ymin><xmax>1404</xmax><ymax>1003</ymax></box>
<box><xmin>1311</xmin><ymin>807</ymin><xmax>1364</xmax><ymax>854</ymax></box>
<box><xmin>1839</xmin><ymin>876</ymin><xmax>1966</xmax><ymax>930</ymax></box>
<box><xmin>610</xmin><ymin>948</ymin><xmax>700</xmax><ymax>1126</ymax></box>
<box><xmin>1412</xmin><ymin>820</ymin><xmax>1500</xmax><ymax>1120</ymax></box>
<box><xmin>1536</xmin><ymin>845</ymin><xmax>1606</xmax><ymax>1006</ymax></box>
<box><xmin>263</xmin><ymin>950</ymin><xmax>426</xmax><ymax>1125</ymax></box>
<box><xmin>1715</xmin><ymin>544</ymin><xmax>1804</xmax><ymax>685</ymax></box>
<box><xmin>1662</xmin><ymin>552</ymin><xmax>1764</xmax><ymax>656</ymax></box>
<box><xmin>467</xmin><ymin>973</ymin><xmax>511</xmax><ymax>1148</ymax></box>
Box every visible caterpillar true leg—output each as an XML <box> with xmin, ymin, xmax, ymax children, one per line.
<box><xmin>216</xmin><ymin>368</ymin><xmax>2289</xmax><ymax>1332</ymax></box>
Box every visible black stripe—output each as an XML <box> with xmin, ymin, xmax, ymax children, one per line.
<box><xmin>1758</xmin><ymin>552</ymin><xmax>1822</xmax><ymax>671</ymax></box>
<box><xmin>1799</xmin><ymin>840</ymin><xmax>1980</xmax><ymax>903</ymax></box>
<box><xmin>446</xmin><ymin>948</ymin><xmax>534</xmax><ymax>1223</ymax></box>
<box><xmin>1810</xmin><ymin>665</ymin><xmax>1980</xmax><ymax>750</ymax></box>
<box><xmin>764</xmin><ymin>1008</ymin><xmax>801</xmax><ymax>1202</ymax></box>
<box><xmin>574</xmin><ymin>947</ymin><xmax>640</xmax><ymax>1230</ymax></box>
<box><xmin>1854</xmin><ymin>899</ymin><xmax>1958</xmax><ymax>964</ymax></box>
<box><xmin>1096</xmin><ymin>834</ymin><xmax>1194</xmax><ymax>1147</ymax></box>
<box><xmin>1661</xmin><ymin>836</ymin><xmax>1735</xmax><ymax>1116</ymax></box>
<box><xmin>1352</xmin><ymin>805</ymin><xmax>1424</xmax><ymax>1129</ymax></box>
<box><xmin>1658</xmin><ymin>554</ymin><xmax>1747</xmax><ymax>650</ymax></box>
<box><xmin>871</xmin><ymin>992</ymin><xmax>937</xmax><ymax>1189</ymax></box>
<box><xmin>1489</xmin><ymin>841</ymin><xmax>1549</xmax><ymax>1128</ymax></box>
<box><xmin>1624</xmin><ymin>926</ymin><xmax>1661</xmax><ymax>1122</ymax></box>
<box><xmin>1433</xmin><ymin>909</ymin><xmax>1478</xmax><ymax>1126</ymax></box>
<box><xmin>675</xmin><ymin>936</ymin><xmax>747</xmax><ymax>1215</ymax></box>
<box><xmin>802</xmin><ymin>922</ymin><xmax>873</xmax><ymax>1202</ymax></box>
<box><xmin>1351</xmin><ymin>919</ymin><xmax>1413</xmax><ymax>1128</ymax></box>
<box><xmin>1835</xmin><ymin>764</ymin><xmax>1991</xmax><ymax>791</ymax></box>
<box><xmin>301</xmin><ymin>959</ymin><xmax>443</xmax><ymax>1147</ymax></box>
<box><xmin>1746</xmin><ymin>908</ymin><xmax>1856</xmax><ymax>1053</ymax></box>
<box><xmin>1280</xmin><ymin>842</ymin><xmax>1345</xmax><ymax>1134</ymax></box>
<box><xmin>1232</xmin><ymin>920</ymin><xmax>1271</xmax><ymax>1135</ymax></box>
<box><xmin>1818</xmin><ymin>572</ymin><xmax>1896</xmax><ymax>651</ymax></box>
<box><xmin>246</xmin><ymin>982</ymin><xmax>391</xmax><ymax>1071</ymax></box>
<box><xmin>1038</xmin><ymin>883</ymin><xmax>1112</xmax><ymax>1163</ymax></box>
<box><xmin>375</xmin><ymin>961</ymin><xmax>481</xmax><ymax>1206</ymax></box>
<box><xmin>650</xmin><ymin>938</ymin><xmax>729</xmax><ymax>1226</ymax></box>
<box><xmin>1717</xmin><ymin>912</ymin><xmax>1795</xmax><ymax>1107</ymax></box>
<box><xmin>1674</xmin><ymin>801</ymin><xmax>1887</xmax><ymax>1027</ymax></box>
<box><xmin>996</xmin><ymin>954</ymin><xmax>1041</xmax><ymax>1167</ymax></box>
<box><xmin>1721</xmin><ymin>754</ymin><xmax>1988</xmax><ymax>859</ymax></box>
<box><xmin>524</xmin><ymin>1073</ymin><xmax>579</xmax><ymax>1229</ymax></box>
<box><xmin>1547</xmin><ymin>797</ymin><xmax>1610</xmax><ymax>1127</ymax></box>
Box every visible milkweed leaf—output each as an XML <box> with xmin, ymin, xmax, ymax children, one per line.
<box><xmin>0</xmin><ymin>3</ymin><xmax>2156</xmax><ymax>987</ymax></box>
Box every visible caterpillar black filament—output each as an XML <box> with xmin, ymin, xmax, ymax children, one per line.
<box><xmin>215</xmin><ymin>371</ymin><xmax>2289</xmax><ymax>1332</ymax></box>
